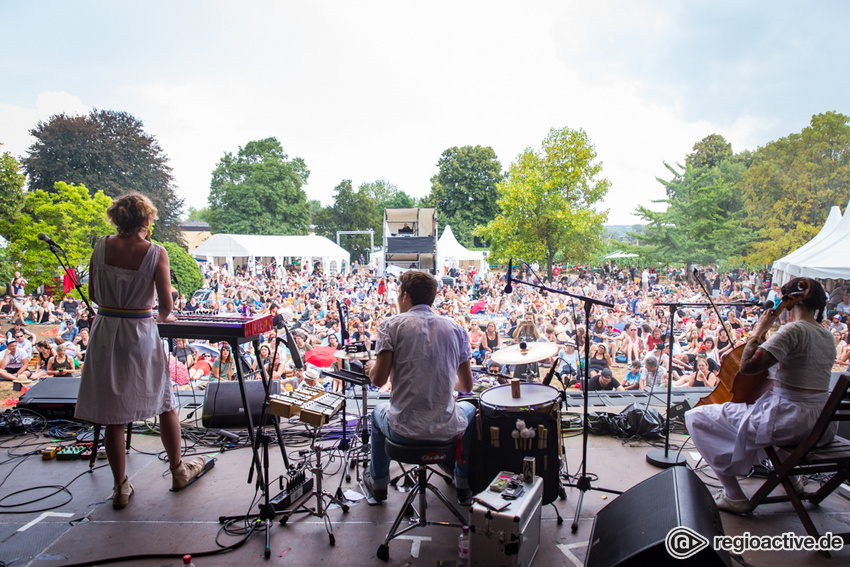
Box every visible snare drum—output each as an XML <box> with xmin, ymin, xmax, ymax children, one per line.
<box><xmin>479</xmin><ymin>382</ymin><xmax>561</xmax><ymax>417</ymax></box>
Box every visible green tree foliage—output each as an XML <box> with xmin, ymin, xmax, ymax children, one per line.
<box><xmin>313</xmin><ymin>180</ymin><xmax>381</xmax><ymax>260</ymax></box>
<box><xmin>22</xmin><ymin>110</ymin><xmax>185</xmax><ymax>244</ymax></box>
<box><xmin>161</xmin><ymin>241</ymin><xmax>203</xmax><ymax>297</ymax></box>
<box><xmin>634</xmin><ymin>158</ymin><xmax>747</xmax><ymax>273</ymax></box>
<box><xmin>4</xmin><ymin>182</ymin><xmax>112</xmax><ymax>289</ymax></box>
<box><xmin>0</xmin><ymin>147</ymin><xmax>26</xmax><ymax>239</ymax></box>
<box><xmin>185</xmin><ymin>206</ymin><xmax>211</xmax><ymax>223</ymax></box>
<box><xmin>360</xmin><ymin>179</ymin><xmax>416</xmax><ymax>211</ymax></box>
<box><xmin>477</xmin><ymin>127</ymin><xmax>609</xmax><ymax>279</ymax></box>
<box><xmin>689</xmin><ymin>134</ymin><xmax>733</xmax><ymax>170</ymax></box>
<box><xmin>426</xmin><ymin>146</ymin><xmax>502</xmax><ymax>248</ymax></box>
<box><xmin>741</xmin><ymin>111</ymin><xmax>850</xmax><ymax>265</ymax></box>
<box><xmin>208</xmin><ymin>138</ymin><xmax>311</xmax><ymax>235</ymax></box>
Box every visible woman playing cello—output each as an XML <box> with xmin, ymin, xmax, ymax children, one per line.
<box><xmin>685</xmin><ymin>277</ymin><xmax>837</xmax><ymax>514</ymax></box>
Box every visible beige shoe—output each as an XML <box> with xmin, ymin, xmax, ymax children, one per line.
<box><xmin>171</xmin><ymin>456</ymin><xmax>207</xmax><ymax>491</ymax></box>
<box><xmin>112</xmin><ymin>476</ymin><xmax>134</xmax><ymax>509</ymax></box>
<box><xmin>714</xmin><ymin>490</ymin><xmax>750</xmax><ymax>514</ymax></box>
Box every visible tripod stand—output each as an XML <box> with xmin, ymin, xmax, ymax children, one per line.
<box><xmin>278</xmin><ymin>422</ymin><xmax>350</xmax><ymax>545</ymax></box>
<box><xmin>564</xmin><ymin>298</ymin><xmax>623</xmax><ymax>532</ymax></box>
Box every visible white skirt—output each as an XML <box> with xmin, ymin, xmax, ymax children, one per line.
<box><xmin>684</xmin><ymin>387</ymin><xmax>836</xmax><ymax>476</ymax></box>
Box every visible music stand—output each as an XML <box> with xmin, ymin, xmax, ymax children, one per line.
<box><xmin>504</xmin><ymin>270</ymin><xmax>621</xmax><ymax>533</ymax></box>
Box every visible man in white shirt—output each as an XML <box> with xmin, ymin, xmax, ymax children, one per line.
<box><xmin>0</xmin><ymin>340</ymin><xmax>31</xmax><ymax>382</ymax></box>
<box><xmin>365</xmin><ymin>271</ymin><xmax>474</xmax><ymax>504</ymax></box>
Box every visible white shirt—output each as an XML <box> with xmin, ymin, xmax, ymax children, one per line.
<box><xmin>376</xmin><ymin>304</ymin><xmax>471</xmax><ymax>440</ymax></box>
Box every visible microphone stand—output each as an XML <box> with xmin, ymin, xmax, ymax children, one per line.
<box><xmin>505</xmin><ymin>273</ymin><xmax>621</xmax><ymax>533</ymax></box>
<box><xmin>41</xmin><ymin>238</ymin><xmax>95</xmax><ymax>318</ymax></box>
<box><xmin>646</xmin><ymin>299</ymin><xmax>761</xmax><ymax>469</ymax></box>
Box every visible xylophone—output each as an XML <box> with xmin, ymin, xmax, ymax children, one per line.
<box><xmin>268</xmin><ymin>386</ymin><xmax>345</xmax><ymax>426</ymax></box>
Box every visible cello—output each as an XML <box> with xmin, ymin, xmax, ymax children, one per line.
<box><xmin>693</xmin><ymin>274</ymin><xmax>811</xmax><ymax>408</ymax></box>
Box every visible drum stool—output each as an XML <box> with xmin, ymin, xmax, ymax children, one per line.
<box><xmin>376</xmin><ymin>439</ymin><xmax>467</xmax><ymax>561</ymax></box>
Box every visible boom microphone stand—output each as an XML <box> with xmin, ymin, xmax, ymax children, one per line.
<box><xmin>37</xmin><ymin>232</ymin><xmax>95</xmax><ymax>318</ymax></box>
<box><xmin>646</xmin><ymin>297</ymin><xmax>761</xmax><ymax>469</ymax></box>
<box><xmin>504</xmin><ymin>262</ymin><xmax>621</xmax><ymax>533</ymax></box>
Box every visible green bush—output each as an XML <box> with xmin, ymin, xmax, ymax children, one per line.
<box><xmin>160</xmin><ymin>241</ymin><xmax>203</xmax><ymax>297</ymax></box>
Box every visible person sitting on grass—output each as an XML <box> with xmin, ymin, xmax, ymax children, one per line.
<box><xmin>46</xmin><ymin>343</ymin><xmax>79</xmax><ymax>377</ymax></box>
<box><xmin>621</xmin><ymin>359</ymin><xmax>642</xmax><ymax>390</ymax></box>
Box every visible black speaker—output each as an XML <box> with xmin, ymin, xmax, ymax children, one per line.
<box><xmin>585</xmin><ymin>467</ymin><xmax>731</xmax><ymax>567</ymax></box>
<box><xmin>201</xmin><ymin>380</ymin><xmax>279</xmax><ymax>428</ymax></box>
<box><xmin>16</xmin><ymin>377</ymin><xmax>80</xmax><ymax>420</ymax></box>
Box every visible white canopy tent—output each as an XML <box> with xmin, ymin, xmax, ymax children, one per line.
<box><xmin>772</xmin><ymin>205</ymin><xmax>843</xmax><ymax>284</ymax></box>
<box><xmin>773</xmin><ymin>199</ymin><xmax>850</xmax><ymax>282</ymax></box>
<box><xmin>192</xmin><ymin>234</ymin><xmax>349</xmax><ymax>276</ymax></box>
<box><xmin>437</xmin><ymin>225</ymin><xmax>488</xmax><ymax>274</ymax></box>
<box><xmin>604</xmin><ymin>251</ymin><xmax>639</xmax><ymax>260</ymax></box>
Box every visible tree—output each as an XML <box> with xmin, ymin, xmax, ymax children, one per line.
<box><xmin>0</xmin><ymin>146</ymin><xmax>26</xmax><ymax>239</ymax></box>
<box><xmin>313</xmin><ymin>180</ymin><xmax>381</xmax><ymax>260</ymax></box>
<box><xmin>741</xmin><ymin>111</ymin><xmax>850</xmax><ymax>265</ymax></box>
<box><xmin>688</xmin><ymin>134</ymin><xmax>733</xmax><ymax>170</ymax></box>
<box><xmin>426</xmin><ymin>146</ymin><xmax>502</xmax><ymax>248</ymax></box>
<box><xmin>161</xmin><ymin>241</ymin><xmax>203</xmax><ymax>297</ymax></box>
<box><xmin>477</xmin><ymin>127</ymin><xmax>609</xmax><ymax>279</ymax></box>
<box><xmin>22</xmin><ymin>110</ymin><xmax>185</xmax><ymax>244</ymax></box>
<box><xmin>4</xmin><ymin>182</ymin><xmax>112</xmax><ymax>289</ymax></box>
<box><xmin>360</xmin><ymin>179</ymin><xmax>416</xmax><ymax>211</ymax></box>
<box><xmin>208</xmin><ymin>138</ymin><xmax>311</xmax><ymax>235</ymax></box>
<box><xmin>185</xmin><ymin>206</ymin><xmax>211</xmax><ymax>223</ymax></box>
<box><xmin>633</xmin><ymin>160</ymin><xmax>748</xmax><ymax>274</ymax></box>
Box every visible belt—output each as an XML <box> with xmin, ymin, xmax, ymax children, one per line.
<box><xmin>96</xmin><ymin>306</ymin><xmax>154</xmax><ymax>319</ymax></box>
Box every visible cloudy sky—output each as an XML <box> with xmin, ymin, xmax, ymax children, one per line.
<box><xmin>2</xmin><ymin>1</ymin><xmax>848</xmax><ymax>225</ymax></box>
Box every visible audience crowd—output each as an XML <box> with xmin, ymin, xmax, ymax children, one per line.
<box><xmin>3</xmin><ymin>261</ymin><xmax>849</xmax><ymax>394</ymax></box>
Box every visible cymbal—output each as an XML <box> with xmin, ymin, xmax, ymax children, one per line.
<box><xmin>334</xmin><ymin>349</ymin><xmax>375</xmax><ymax>360</ymax></box>
<box><xmin>490</xmin><ymin>342</ymin><xmax>558</xmax><ymax>365</ymax></box>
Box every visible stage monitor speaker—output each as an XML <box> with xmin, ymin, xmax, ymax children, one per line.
<box><xmin>15</xmin><ymin>377</ymin><xmax>80</xmax><ymax>420</ymax></box>
<box><xmin>201</xmin><ymin>380</ymin><xmax>279</xmax><ymax>429</ymax></box>
<box><xmin>585</xmin><ymin>467</ymin><xmax>731</xmax><ymax>567</ymax></box>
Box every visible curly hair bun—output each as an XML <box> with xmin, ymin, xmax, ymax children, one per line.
<box><xmin>106</xmin><ymin>193</ymin><xmax>158</xmax><ymax>237</ymax></box>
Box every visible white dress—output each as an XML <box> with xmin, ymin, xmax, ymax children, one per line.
<box><xmin>685</xmin><ymin>321</ymin><xmax>837</xmax><ymax>476</ymax></box>
<box><xmin>75</xmin><ymin>237</ymin><xmax>174</xmax><ymax>424</ymax></box>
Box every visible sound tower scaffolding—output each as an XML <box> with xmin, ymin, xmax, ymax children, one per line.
<box><xmin>502</xmin><ymin>261</ymin><xmax>621</xmax><ymax>533</ymax></box>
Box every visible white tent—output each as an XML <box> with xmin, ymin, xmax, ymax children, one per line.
<box><xmin>437</xmin><ymin>225</ymin><xmax>488</xmax><ymax>274</ymax></box>
<box><xmin>772</xmin><ymin>205</ymin><xmax>843</xmax><ymax>284</ymax></box>
<box><xmin>776</xmin><ymin>199</ymin><xmax>850</xmax><ymax>282</ymax></box>
<box><xmin>192</xmin><ymin>234</ymin><xmax>349</xmax><ymax>276</ymax></box>
<box><xmin>604</xmin><ymin>251</ymin><xmax>639</xmax><ymax>260</ymax></box>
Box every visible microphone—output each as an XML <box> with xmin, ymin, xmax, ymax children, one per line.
<box><xmin>338</xmin><ymin>300</ymin><xmax>349</xmax><ymax>342</ymax></box>
<box><xmin>504</xmin><ymin>259</ymin><xmax>513</xmax><ymax>294</ymax></box>
<box><xmin>38</xmin><ymin>232</ymin><xmax>60</xmax><ymax>248</ymax></box>
<box><xmin>543</xmin><ymin>362</ymin><xmax>559</xmax><ymax>386</ymax></box>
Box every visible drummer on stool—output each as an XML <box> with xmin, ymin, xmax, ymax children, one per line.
<box><xmin>364</xmin><ymin>271</ymin><xmax>476</xmax><ymax>505</ymax></box>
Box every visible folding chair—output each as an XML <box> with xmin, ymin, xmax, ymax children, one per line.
<box><xmin>748</xmin><ymin>374</ymin><xmax>850</xmax><ymax>553</ymax></box>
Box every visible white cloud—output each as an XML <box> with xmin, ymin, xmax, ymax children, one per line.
<box><xmin>0</xmin><ymin>91</ymin><xmax>90</xmax><ymax>159</ymax></box>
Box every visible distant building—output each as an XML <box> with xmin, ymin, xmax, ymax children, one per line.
<box><xmin>180</xmin><ymin>221</ymin><xmax>211</xmax><ymax>255</ymax></box>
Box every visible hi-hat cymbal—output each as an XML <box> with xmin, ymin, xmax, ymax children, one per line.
<box><xmin>490</xmin><ymin>342</ymin><xmax>558</xmax><ymax>365</ymax></box>
<box><xmin>334</xmin><ymin>349</ymin><xmax>375</xmax><ymax>360</ymax></box>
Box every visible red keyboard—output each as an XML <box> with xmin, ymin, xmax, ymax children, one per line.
<box><xmin>158</xmin><ymin>313</ymin><xmax>273</xmax><ymax>342</ymax></box>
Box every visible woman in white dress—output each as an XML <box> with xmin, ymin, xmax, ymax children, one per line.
<box><xmin>685</xmin><ymin>277</ymin><xmax>836</xmax><ymax>513</ymax></box>
<box><xmin>75</xmin><ymin>194</ymin><xmax>208</xmax><ymax>509</ymax></box>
